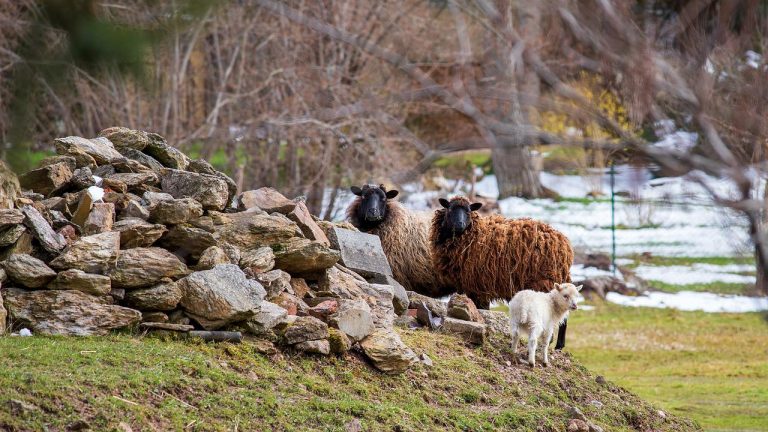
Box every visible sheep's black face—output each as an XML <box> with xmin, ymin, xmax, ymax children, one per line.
<box><xmin>438</xmin><ymin>198</ymin><xmax>482</xmax><ymax>241</ymax></box>
<box><xmin>351</xmin><ymin>184</ymin><xmax>399</xmax><ymax>228</ymax></box>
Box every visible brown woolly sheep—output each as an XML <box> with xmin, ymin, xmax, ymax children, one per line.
<box><xmin>347</xmin><ymin>184</ymin><xmax>453</xmax><ymax>298</ymax></box>
<box><xmin>430</xmin><ymin>196</ymin><xmax>574</xmax><ymax>349</ymax></box>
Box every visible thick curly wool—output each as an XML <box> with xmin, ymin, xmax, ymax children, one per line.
<box><xmin>430</xmin><ymin>199</ymin><xmax>573</xmax><ymax>307</ymax></box>
<box><xmin>348</xmin><ymin>199</ymin><xmax>453</xmax><ymax>297</ymax></box>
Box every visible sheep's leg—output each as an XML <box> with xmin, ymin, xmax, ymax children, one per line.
<box><xmin>542</xmin><ymin>328</ymin><xmax>554</xmax><ymax>367</ymax></box>
<box><xmin>510</xmin><ymin>326</ymin><xmax>520</xmax><ymax>363</ymax></box>
<box><xmin>555</xmin><ymin>319</ymin><xmax>567</xmax><ymax>350</ymax></box>
<box><xmin>527</xmin><ymin>327</ymin><xmax>542</xmax><ymax>368</ymax></box>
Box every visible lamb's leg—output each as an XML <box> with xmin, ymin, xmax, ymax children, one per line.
<box><xmin>555</xmin><ymin>318</ymin><xmax>567</xmax><ymax>350</ymax></box>
<box><xmin>527</xmin><ymin>327</ymin><xmax>541</xmax><ymax>368</ymax></box>
<box><xmin>542</xmin><ymin>328</ymin><xmax>554</xmax><ymax>367</ymax></box>
<box><xmin>510</xmin><ymin>326</ymin><xmax>520</xmax><ymax>363</ymax></box>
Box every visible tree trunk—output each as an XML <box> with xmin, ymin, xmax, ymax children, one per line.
<box><xmin>491</xmin><ymin>2</ymin><xmax>543</xmax><ymax>199</ymax></box>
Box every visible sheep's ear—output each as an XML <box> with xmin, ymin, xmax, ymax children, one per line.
<box><xmin>576</xmin><ymin>285</ymin><xmax>583</xmax><ymax>292</ymax></box>
<box><xmin>439</xmin><ymin>198</ymin><xmax>450</xmax><ymax>208</ymax></box>
<box><xmin>470</xmin><ymin>202</ymin><xmax>483</xmax><ymax>211</ymax></box>
<box><xmin>553</xmin><ymin>283</ymin><xmax>561</xmax><ymax>290</ymax></box>
<box><xmin>386</xmin><ymin>189</ymin><xmax>399</xmax><ymax>199</ymax></box>
<box><xmin>350</xmin><ymin>186</ymin><xmax>362</xmax><ymax>196</ymax></box>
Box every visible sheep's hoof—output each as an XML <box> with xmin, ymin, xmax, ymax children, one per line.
<box><xmin>542</xmin><ymin>361</ymin><xmax>550</xmax><ymax>368</ymax></box>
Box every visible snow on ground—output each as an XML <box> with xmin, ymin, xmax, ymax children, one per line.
<box><xmin>633</xmin><ymin>264</ymin><xmax>755</xmax><ymax>285</ymax></box>
<box><xmin>606</xmin><ymin>291</ymin><xmax>768</xmax><ymax>313</ymax></box>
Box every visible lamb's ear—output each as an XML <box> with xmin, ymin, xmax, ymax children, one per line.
<box><xmin>439</xmin><ymin>198</ymin><xmax>450</xmax><ymax>208</ymax></box>
<box><xmin>386</xmin><ymin>189</ymin><xmax>399</xmax><ymax>199</ymax></box>
<box><xmin>350</xmin><ymin>186</ymin><xmax>362</xmax><ymax>196</ymax></box>
<box><xmin>470</xmin><ymin>202</ymin><xmax>483</xmax><ymax>211</ymax></box>
<box><xmin>576</xmin><ymin>285</ymin><xmax>583</xmax><ymax>292</ymax></box>
<box><xmin>553</xmin><ymin>283</ymin><xmax>561</xmax><ymax>290</ymax></box>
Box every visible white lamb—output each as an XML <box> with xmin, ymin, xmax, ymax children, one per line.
<box><xmin>508</xmin><ymin>283</ymin><xmax>582</xmax><ymax>367</ymax></box>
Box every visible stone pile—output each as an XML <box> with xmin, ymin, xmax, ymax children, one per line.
<box><xmin>0</xmin><ymin>128</ymin><xmax>424</xmax><ymax>373</ymax></box>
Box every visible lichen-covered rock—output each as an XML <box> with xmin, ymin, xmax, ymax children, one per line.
<box><xmin>119</xmin><ymin>148</ymin><xmax>165</xmax><ymax>172</ymax></box>
<box><xmin>55</xmin><ymin>136</ymin><xmax>124</xmax><ymax>165</ymax></box>
<box><xmin>317</xmin><ymin>266</ymin><xmax>365</xmax><ymax>299</ymax></box>
<box><xmin>113</xmin><ymin>218</ymin><xmax>167</xmax><ymax>248</ymax></box>
<box><xmin>2</xmin><ymin>254</ymin><xmax>57</xmax><ymax>288</ymax></box>
<box><xmin>273</xmin><ymin>238</ymin><xmax>339</xmax><ymax>276</ymax></box>
<box><xmin>124</xmin><ymin>280</ymin><xmax>182</xmax><ymax>311</ymax></box>
<box><xmin>0</xmin><ymin>290</ymin><xmax>6</xmax><ymax>334</ymax></box>
<box><xmin>48</xmin><ymin>269</ymin><xmax>111</xmax><ymax>296</ymax></box>
<box><xmin>82</xmin><ymin>202</ymin><xmax>115</xmax><ymax>236</ymax></box>
<box><xmin>178</xmin><ymin>264</ymin><xmax>266</xmax><ymax>330</ymax></box>
<box><xmin>107</xmin><ymin>172</ymin><xmax>160</xmax><ymax>190</ymax></box>
<box><xmin>327</xmin><ymin>227</ymin><xmax>393</xmax><ymax>279</ymax></box>
<box><xmin>160</xmin><ymin>169</ymin><xmax>227</xmax><ymax>210</ymax></box>
<box><xmin>283</xmin><ymin>316</ymin><xmax>329</xmax><ymax>344</ymax></box>
<box><xmin>0</xmin><ymin>225</ymin><xmax>25</xmax><ymax>248</ymax></box>
<box><xmin>245</xmin><ymin>301</ymin><xmax>288</xmax><ymax>337</ymax></box>
<box><xmin>21</xmin><ymin>205</ymin><xmax>67</xmax><ymax>254</ymax></box>
<box><xmin>212</xmin><ymin>212</ymin><xmax>301</xmax><ymax>251</ymax></box>
<box><xmin>1</xmin><ymin>160</ymin><xmax>21</xmax><ymax>209</ymax></box>
<box><xmin>109</xmin><ymin>247</ymin><xmax>188</xmax><ymax>288</ymax></box>
<box><xmin>196</xmin><ymin>246</ymin><xmax>231</xmax><ymax>270</ymax></box>
<box><xmin>359</xmin><ymin>283</ymin><xmax>397</xmax><ymax>329</ymax></box>
<box><xmin>239</xmin><ymin>187</ymin><xmax>296</xmax><ymax>214</ymax></box>
<box><xmin>143</xmin><ymin>133</ymin><xmax>189</xmax><ymax>170</ymax></box>
<box><xmin>328</xmin><ymin>328</ymin><xmax>352</xmax><ymax>353</ymax></box>
<box><xmin>187</xmin><ymin>159</ymin><xmax>237</xmax><ymax>204</ymax></box>
<box><xmin>239</xmin><ymin>247</ymin><xmax>275</xmax><ymax>274</ymax></box>
<box><xmin>49</xmin><ymin>231</ymin><xmax>120</xmax><ymax>274</ymax></box>
<box><xmin>121</xmin><ymin>200</ymin><xmax>150</xmax><ymax>220</ymax></box>
<box><xmin>360</xmin><ymin>329</ymin><xmax>417</xmax><ymax>374</ymax></box>
<box><xmin>255</xmin><ymin>269</ymin><xmax>292</xmax><ymax>299</ymax></box>
<box><xmin>149</xmin><ymin>198</ymin><xmax>203</xmax><ymax>225</ymax></box>
<box><xmin>408</xmin><ymin>291</ymin><xmax>447</xmax><ymax>318</ymax></box>
<box><xmin>478</xmin><ymin>310</ymin><xmax>512</xmax><ymax>338</ymax></box>
<box><xmin>156</xmin><ymin>225</ymin><xmax>217</xmax><ymax>261</ymax></box>
<box><xmin>98</xmin><ymin>127</ymin><xmax>151</xmax><ymax>151</ymax></box>
<box><xmin>0</xmin><ymin>209</ymin><xmax>24</xmax><ymax>227</ymax></box>
<box><xmin>286</xmin><ymin>201</ymin><xmax>330</xmax><ymax>246</ymax></box>
<box><xmin>3</xmin><ymin>288</ymin><xmax>141</xmax><ymax>336</ymax></box>
<box><xmin>19</xmin><ymin>162</ymin><xmax>73</xmax><ymax>196</ymax></box>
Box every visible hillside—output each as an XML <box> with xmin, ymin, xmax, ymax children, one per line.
<box><xmin>0</xmin><ymin>329</ymin><xmax>699</xmax><ymax>432</ymax></box>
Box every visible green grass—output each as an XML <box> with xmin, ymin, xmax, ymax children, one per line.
<box><xmin>623</xmin><ymin>255</ymin><xmax>755</xmax><ymax>268</ymax></box>
<box><xmin>0</xmin><ymin>329</ymin><xmax>697</xmax><ymax>431</ymax></box>
<box><xmin>569</xmin><ymin>302</ymin><xmax>768</xmax><ymax>432</ymax></box>
<box><xmin>433</xmin><ymin>150</ymin><xmax>492</xmax><ymax>173</ymax></box>
<box><xmin>647</xmin><ymin>280</ymin><xmax>755</xmax><ymax>296</ymax></box>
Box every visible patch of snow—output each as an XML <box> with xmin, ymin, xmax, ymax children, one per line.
<box><xmin>606</xmin><ymin>290</ymin><xmax>768</xmax><ymax>313</ymax></box>
<box><xmin>571</xmin><ymin>264</ymin><xmax>621</xmax><ymax>281</ymax></box>
<box><xmin>87</xmin><ymin>186</ymin><xmax>105</xmax><ymax>202</ymax></box>
<box><xmin>634</xmin><ymin>264</ymin><xmax>755</xmax><ymax>285</ymax></box>
<box><xmin>745</xmin><ymin>50</ymin><xmax>762</xmax><ymax>69</ymax></box>
<box><xmin>652</xmin><ymin>131</ymin><xmax>698</xmax><ymax>153</ymax></box>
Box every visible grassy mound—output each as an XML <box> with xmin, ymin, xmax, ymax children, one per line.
<box><xmin>0</xmin><ymin>329</ymin><xmax>698</xmax><ymax>431</ymax></box>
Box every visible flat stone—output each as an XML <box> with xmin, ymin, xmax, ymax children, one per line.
<box><xmin>39</xmin><ymin>155</ymin><xmax>76</xmax><ymax>171</ymax></box>
<box><xmin>196</xmin><ymin>246</ymin><xmax>231</xmax><ymax>270</ymax></box>
<box><xmin>0</xmin><ymin>231</ymin><xmax>34</xmax><ymax>261</ymax></box>
<box><xmin>178</xmin><ymin>264</ymin><xmax>266</xmax><ymax>330</ymax></box>
<box><xmin>317</xmin><ymin>266</ymin><xmax>366</xmax><ymax>299</ymax></box>
<box><xmin>21</xmin><ymin>205</ymin><xmax>67</xmax><ymax>254</ymax></box>
<box><xmin>447</xmin><ymin>294</ymin><xmax>485</xmax><ymax>323</ymax></box>
<box><xmin>48</xmin><ymin>269</ymin><xmax>111</xmax><ymax>296</ymax></box>
<box><xmin>143</xmin><ymin>133</ymin><xmax>189</xmax><ymax>170</ymax></box>
<box><xmin>98</xmin><ymin>127</ymin><xmax>150</xmax><ymax>151</ymax></box>
<box><xmin>67</xmin><ymin>167</ymin><xmax>96</xmax><ymax>191</ymax></box>
<box><xmin>124</xmin><ymin>280</ymin><xmax>182</xmax><ymax>311</ymax></box>
<box><xmin>112</xmin><ymin>218</ymin><xmax>167</xmax><ymax>248</ymax></box>
<box><xmin>82</xmin><ymin>202</ymin><xmax>115</xmax><ymax>235</ymax></box>
<box><xmin>308</xmin><ymin>299</ymin><xmax>338</xmax><ymax>321</ymax></box>
<box><xmin>290</xmin><ymin>278</ymin><xmax>311</xmax><ymax>299</ymax></box>
<box><xmin>55</xmin><ymin>136</ymin><xmax>124</xmax><ymax>165</ymax></box>
<box><xmin>248</xmin><ymin>301</ymin><xmax>288</xmax><ymax>332</ymax></box>
<box><xmin>50</xmin><ymin>231</ymin><xmax>120</xmax><ymax>274</ymax></box>
<box><xmin>149</xmin><ymin>198</ymin><xmax>203</xmax><ymax>225</ymax></box>
<box><xmin>212</xmin><ymin>212</ymin><xmax>301</xmax><ymax>251</ymax></box>
<box><xmin>107</xmin><ymin>172</ymin><xmax>160</xmax><ymax>189</ymax></box>
<box><xmin>2</xmin><ymin>254</ymin><xmax>57</xmax><ymax>288</ymax></box>
<box><xmin>0</xmin><ymin>209</ymin><xmax>24</xmax><ymax>227</ymax></box>
<box><xmin>327</xmin><ymin>227</ymin><xmax>392</xmax><ymax>279</ymax></box>
<box><xmin>109</xmin><ymin>247</ymin><xmax>188</xmax><ymax>288</ymax></box>
<box><xmin>283</xmin><ymin>316</ymin><xmax>328</xmax><ymax>344</ymax></box>
<box><xmin>287</xmin><ymin>201</ymin><xmax>330</xmax><ymax>246</ymax></box>
<box><xmin>360</xmin><ymin>329</ymin><xmax>417</xmax><ymax>374</ymax></box>
<box><xmin>3</xmin><ymin>288</ymin><xmax>141</xmax><ymax>336</ymax></box>
<box><xmin>408</xmin><ymin>291</ymin><xmax>447</xmax><ymax>317</ymax></box>
<box><xmin>329</xmin><ymin>299</ymin><xmax>374</xmax><ymax>342</ymax></box>
<box><xmin>441</xmin><ymin>317</ymin><xmax>487</xmax><ymax>345</ymax></box>
<box><xmin>142</xmin><ymin>311</ymin><xmax>169</xmax><ymax>322</ymax></box>
<box><xmin>156</xmin><ymin>225</ymin><xmax>217</xmax><ymax>261</ymax></box>
<box><xmin>140</xmin><ymin>322</ymin><xmax>194</xmax><ymax>332</ymax></box>
<box><xmin>294</xmin><ymin>339</ymin><xmax>330</xmax><ymax>355</ymax></box>
<box><xmin>121</xmin><ymin>200</ymin><xmax>150</xmax><ymax>220</ymax></box>
<box><xmin>238</xmin><ymin>187</ymin><xmax>296</xmax><ymax>214</ymax></box>
<box><xmin>19</xmin><ymin>162</ymin><xmax>73</xmax><ymax>196</ymax></box>
<box><xmin>273</xmin><ymin>238</ymin><xmax>339</xmax><ymax>276</ymax></box>
<box><xmin>239</xmin><ymin>247</ymin><xmax>275</xmax><ymax>274</ymax></box>
<box><xmin>160</xmin><ymin>169</ymin><xmax>227</xmax><ymax>210</ymax></box>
